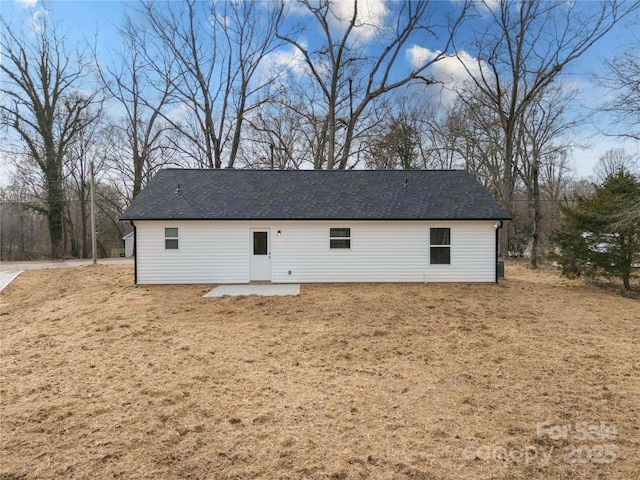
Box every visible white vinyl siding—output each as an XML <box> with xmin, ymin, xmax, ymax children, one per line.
<box><xmin>135</xmin><ymin>220</ymin><xmax>250</xmax><ymax>284</ymax></box>
<box><xmin>133</xmin><ymin>220</ymin><xmax>497</xmax><ymax>284</ymax></box>
<box><xmin>424</xmin><ymin>222</ymin><xmax>495</xmax><ymax>282</ymax></box>
<box><xmin>271</xmin><ymin>221</ymin><xmax>495</xmax><ymax>283</ymax></box>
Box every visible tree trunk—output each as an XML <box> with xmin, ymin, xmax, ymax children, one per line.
<box><xmin>622</xmin><ymin>249</ymin><xmax>633</xmax><ymax>291</ymax></box>
<box><xmin>132</xmin><ymin>146</ymin><xmax>144</xmax><ymax>200</ymax></box>
<box><xmin>80</xmin><ymin>181</ymin><xmax>89</xmax><ymax>258</ymax></box>
<box><xmin>530</xmin><ymin>159</ymin><xmax>541</xmax><ymax>269</ymax></box>
<box><xmin>46</xmin><ymin>169</ymin><xmax>66</xmax><ymax>259</ymax></box>
<box><xmin>47</xmin><ymin>208</ymin><xmax>65</xmax><ymax>258</ymax></box>
<box><xmin>227</xmin><ymin>88</ymin><xmax>247</xmax><ymax>169</ymax></box>
<box><xmin>500</xmin><ymin>126</ymin><xmax>515</xmax><ymax>257</ymax></box>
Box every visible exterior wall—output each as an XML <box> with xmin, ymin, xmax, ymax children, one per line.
<box><xmin>135</xmin><ymin>220</ymin><xmax>250</xmax><ymax>284</ymax></box>
<box><xmin>134</xmin><ymin>220</ymin><xmax>497</xmax><ymax>284</ymax></box>
<box><xmin>123</xmin><ymin>233</ymin><xmax>134</xmax><ymax>257</ymax></box>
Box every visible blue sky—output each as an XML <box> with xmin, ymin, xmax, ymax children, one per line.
<box><xmin>2</xmin><ymin>0</ymin><xmax>638</xmax><ymax>179</ymax></box>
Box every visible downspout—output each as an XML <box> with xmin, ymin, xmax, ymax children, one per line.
<box><xmin>132</xmin><ymin>221</ymin><xmax>138</xmax><ymax>285</ymax></box>
<box><xmin>495</xmin><ymin>220</ymin><xmax>503</xmax><ymax>284</ymax></box>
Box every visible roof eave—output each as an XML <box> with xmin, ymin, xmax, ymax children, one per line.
<box><xmin>119</xmin><ymin>216</ymin><xmax>512</xmax><ymax>222</ymax></box>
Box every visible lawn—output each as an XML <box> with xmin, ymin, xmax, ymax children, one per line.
<box><xmin>1</xmin><ymin>263</ymin><xmax>638</xmax><ymax>479</ymax></box>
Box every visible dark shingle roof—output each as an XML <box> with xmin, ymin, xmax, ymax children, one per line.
<box><xmin>120</xmin><ymin>169</ymin><xmax>510</xmax><ymax>221</ymax></box>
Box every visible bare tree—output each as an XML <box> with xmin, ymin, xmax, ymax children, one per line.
<box><xmin>284</xmin><ymin>81</ymin><xmax>337</xmax><ymax>170</ymax></box>
<box><xmin>417</xmin><ymin>104</ymin><xmax>463</xmax><ymax>170</ymax></box>
<box><xmin>599</xmin><ymin>29</ymin><xmax>640</xmax><ymax>141</ymax></box>
<box><xmin>240</xmin><ymin>89</ymin><xmax>306</xmax><ymax>170</ymax></box>
<box><xmin>597</xmin><ymin>31</ymin><xmax>640</xmax><ymax>233</ymax></box>
<box><xmin>540</xmin><ymin>150</ymin><xmax>572</xmax><ymax>205</ymax></box>
<box><xmin>247</xmin><ymin>81</ymin><xmax>337</xmax><ymax>170</ymax></box>
<box><xmin>363</xmin><ymin>98</ymin><xmax>422</xmax><ymax>170</ymax></box>
<box><xmin>63</xmin><ymin>106</ymin><xmax>108</xmax><ymax>258</ymax></box>
<box><xmin>136</xmin><ymin>0</ymin><xmax>219</xmax><ymax>168</ymax></box>
<box><xmin>97</xmin><ymin>15</ymin><xmax>174</xmax><ymax>200</ymax></box>
<box><xmin>0</xmin><ymin>181</ymin><xmax>50</xmax><ymax>261</ymax></box>
<box><xmin>213</xmin><ymin>1</ymin><xmax>285</xmax><ymax>168</ymax></box>
<box><xmin>136</xmin><ymin>0</ymin><xmax>283</xmax><ymax>169</ymax></box>
<box><xmin>445</xmin><ymin>95</ymin><xmax>506</xmax><ymax>197</ymax></box>
<box><xmin>594</xmin><ymin>148</ymin><xmax>639</xmax><ymax>182</ymax></box>
<box><xmin>454</xmin><ymin>0</ymin><xmax>637</xmax><ymax>254</ymax></box>
<box><xmin>516</xmin><ymin>86</ymin><xmax>581</xmax><ymax>267</ymax></box>
<box><xmin>277</xmin><ymin>0</ymin><xmax>469</xmax><ymax>170</ymax></box>
<box><xmin>0</xmin><ymin>16</ymin><xmax>99</xmax><ymax>258</ymax></box>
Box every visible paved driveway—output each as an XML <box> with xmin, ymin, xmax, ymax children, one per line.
<box><xmin>0</xmin><ymin>271</ymin><xmax>24</xmax><ymax>293</ymax></box>
<box><xmin>0</xmin><ymin>258</ymin><xmax>133</xmax><ymax>291</ymax></box>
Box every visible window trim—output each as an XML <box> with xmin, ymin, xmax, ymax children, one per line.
<box><xmin>164</xmin><ymin>227</ymin><xmax>179</xmax><ymax>250</ymax></box>
<box><xmin>329</xmin><ymin>227</ymin><xmax>351</xmax><ymax>250</ymax></box>
<box><xmin>430</xmin><ymin>227</ymin><xmax>451</xmax><ymax>265</ymax></box>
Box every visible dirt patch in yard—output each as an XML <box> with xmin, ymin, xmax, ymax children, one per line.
<box><xmin>1</xmin><ymin>263</ymin><xmax>638</xmax><ymax>479</ymax></box>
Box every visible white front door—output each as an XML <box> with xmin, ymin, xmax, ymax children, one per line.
<box><xmin>250</xmin><ymin>228</ymin><xmax>271</xmax><ymax>281</ymax></box>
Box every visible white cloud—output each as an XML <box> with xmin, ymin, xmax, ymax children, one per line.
<box><xmin>469</xmin><ymin>0</ymin><xmax>502</xmax><ymax>17</ymax></box>
<box><xmin>407</xmin><ymin>46</ymin><xmax>484</xmax><ymax>81</ymax></box>
<box><xmin>260</xmin><ymin>44</ymin><xmax>309</xmax><ymax>80</ymax></box>
<box><xmin>166</xmin><ymin>103</ymin><xmax>193</xmax><ymax>124</ymax></box>
<box><xmin>15</xmin><ymin>0</ymin><xmax>38</xmax><ymax>8</ymax></box>
<box><xmin>331</xmin><ymin>0</ymin><xmax>389</xmax><ymax>42</ymax></box>
<box><xmin>433</xmin><ymin>50</ymin><xmax>485</xmax><ymax>84</ymax></box>
<box><xmin>406</xmin><ymin>46</ymin><xmax>488</xmax><ymax>106</ymax></box>
<box><xmin>406</xmin><ymin>45</ymin><xmax>440</xmax><ymax>68</ymax></box>
<box><xmin>25</xmin><ymin>8</ymin><xmax>48</xmax><ymax>33</ymax></box>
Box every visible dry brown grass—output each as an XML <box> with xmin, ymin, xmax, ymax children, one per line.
<box><xmin>1</xmin><ymin>262</ymin><xmax>638</xmax><ymax>479</ymax></box>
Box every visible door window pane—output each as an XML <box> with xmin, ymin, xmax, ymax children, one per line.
<box><xmin>253</xmin><ymin>231</ymin><xmax>268</xmax><ymax>255</ymax></box>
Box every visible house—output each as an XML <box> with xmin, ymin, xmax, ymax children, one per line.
<box><xmin>120</xmin><ymin>169</ymin><xmax>510</xmax><ymax>285</ymax></box>
<box><xmin>122</xmin><ymin>223</ymin><xmax>135</xmax><ymax>257</ymax></box>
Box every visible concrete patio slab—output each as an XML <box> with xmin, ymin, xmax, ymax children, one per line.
<box><xmin>203</xmin><ymin>284</ymin><xmax>300</xmax><ymax>297</ymax></box>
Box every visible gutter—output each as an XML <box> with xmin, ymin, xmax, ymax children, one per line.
<box><xmin>132</xmin><ymin>221</ymin><xmax>138</xmax><ymax>285</ymax></box>
<box><xmin>495</xmin><ymin>220</ymin><xmax>503</xmax><ymax>284</ymax></box>
<box><xmin>118</xmin><ymin>216</ymin><xmax>512</xmax><ymax>222</ymax></box>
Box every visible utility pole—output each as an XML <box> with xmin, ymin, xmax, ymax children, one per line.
<box><xmin>90</xmin><ymin>160</ymin><xmax>97</xmax><ymax>264</ymax></box>
<box><xmin>270</xmin><ymin>143</ymin><xmax>274</xmax><ymax>170</ymax></box>
<box><xmin>269</xmin><ymin>143</ymin><xmax>287</xmax><ymax>170</ymax></box>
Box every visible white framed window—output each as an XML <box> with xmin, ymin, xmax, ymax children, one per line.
<box><xmin>330</xmin><ymin>227</ymin><xmax>351</xmax><ymax>249</ymax></box>
<box><xmin>165</xmin><ymin>227</ymin><xmax>179</xmax><ymax>250</ymax></box>
<box><xmin>430</xmin><ymin>227</ymin><xmax>450</xmax><ymax>264</ymax></box>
